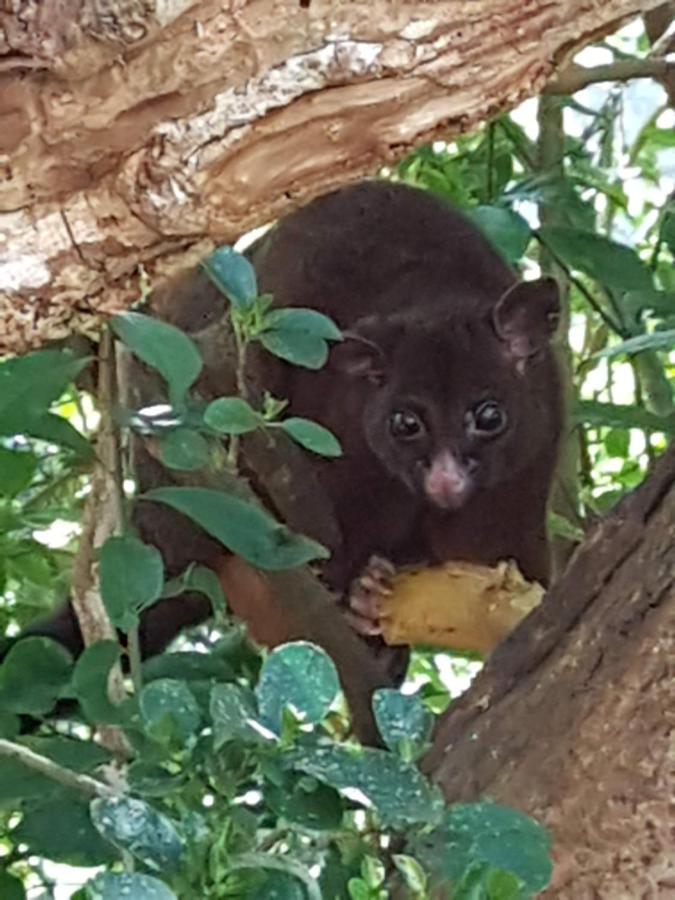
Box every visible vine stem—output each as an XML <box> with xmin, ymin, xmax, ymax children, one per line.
<box><xmin>226</xmin><ymin>314</ymin><xmax>251</xmax><ymax>471</ymax></box>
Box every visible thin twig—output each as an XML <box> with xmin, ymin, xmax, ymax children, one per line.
<box><xmin>533</xmin><ymin>233</ymin><xmax>625</xmax><ymax>335</ymax></box>
<box><xmin>70</xmin><ymin>333</ymin><xmax>132</xmax><ymax>757</ymax></box>
<box><xmin>0</xmin><ymin>739</ymin><xmax>115</xmax><ymax>799</ymax></box>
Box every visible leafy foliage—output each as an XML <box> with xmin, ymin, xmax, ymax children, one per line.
<box><xmin>1</xmin><ymin>20</ymin><xmax>672</xmax><ymax>897</ymax></box>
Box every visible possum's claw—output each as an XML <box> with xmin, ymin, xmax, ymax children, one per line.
<box><xmin>345</xmin><ymin>555</ymin><xmax>396</xmax><ymax>637</ymax></box>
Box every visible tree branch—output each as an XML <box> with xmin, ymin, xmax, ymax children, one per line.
<box><xmin>0</xmin><ymin>0</ymin><xmax>664</xmax><ymax>355</ymax></box>
<box><xmin>0</xmin><ymin>739</ymin><xmax>115</xmax><ymax>800</ymax></box>
<box><xmin>546</xmin><ymin>58</ymin><xmax>674</xmax><ymax>94</ymax></box>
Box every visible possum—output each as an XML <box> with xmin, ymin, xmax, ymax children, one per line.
<box><xmin>5</xmin><ymin>181</ymin><xmax>563</xmax><ymax>683</ymax></box>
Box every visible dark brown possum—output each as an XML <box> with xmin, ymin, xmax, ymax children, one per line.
<box><xmin>250</xmin><ymin>181</ymin><xmax>562</xmax><ymax>591</ymax></box>
<box><xmin>6</xmin><ymin>181</ymin><xmax>563</xmax><ymax>673</ymax></box>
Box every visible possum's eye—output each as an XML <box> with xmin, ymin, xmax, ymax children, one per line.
<box><xmin>389</xmin><ymin>409</ymin><xmax>425</xmax><ymax>440</ymax></box>
<box><xmin>466</xmin><ymin>400</ymin><xmax>507</xmax><ymax>437</ymax></box>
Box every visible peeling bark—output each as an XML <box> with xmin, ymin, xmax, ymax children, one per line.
<box><xmin>424</xmin><ymin>445</ymin><xmax>675</xmax><ymax>898</ymax></box>
<box><xmin>0</xmin><ymin>0</ymin><xmax>662</xmax><ymax>353</ymax></box>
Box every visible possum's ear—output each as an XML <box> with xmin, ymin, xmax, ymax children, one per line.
<box><xmin>331</xmin><ymin>332</ymin><xmax>388</xmax><ymax>384</ymax></box>
<box><xmin>493</xmin><ymin>277</ymin><xmax>560</xmax><ymax>361</ymax></box>
<box><xmin>330</xmin><ymin>315</ymin><xmax>400</xmax><ymax>385</ymax></box>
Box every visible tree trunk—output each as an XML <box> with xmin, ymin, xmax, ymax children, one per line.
<box><xmin>424</xmin><ymin>445</ymin><xmax>675</xmax><ymax>898</ymax></box>
<box><xmin>0</xmin><ymin>0</ymin><xmax>662</xmax><ymax>354</ymax></box>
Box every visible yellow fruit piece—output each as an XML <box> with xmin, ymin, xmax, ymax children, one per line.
<box><xmin>380</xmin><ymin>560</ymin><xmax>544</xmax><ymax>655</ymax></box>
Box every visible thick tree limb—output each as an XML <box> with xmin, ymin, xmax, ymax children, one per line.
<box><xmin>424</xmin><ymin>445</ymin><xmax>675</xmax><ymax>897</ymax></box>
<box><xmin>0</xmin><ymin>0</ymin><xmax>662</xmax><ymax>354</ymax></box>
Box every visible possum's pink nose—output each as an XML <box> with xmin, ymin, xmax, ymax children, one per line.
<box><xmin>424</xmin><ymin>451</ymin><xmax>472</xmax><ymax>509</ymax></box>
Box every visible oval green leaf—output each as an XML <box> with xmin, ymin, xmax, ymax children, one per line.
<box><xmin>209</xmin><ymin>682</ymin><xmax>261</xmax><ymax>748</ymax></box>
<box><xmin>99</xmin><ymin>535</ymin><xmax>165</xmax><ymax>632</ymax></box>
<box><xmin>85</xmin><ymin>872</ymin><xmax>177</xmax><ymax>900</ymax></box>
<box><xmin>72</xmin><ymin>640</ymin><xmax>131</xmax><ymax>725</ymax></box>
<box><xmin>262</xmin><ymin>308</ymin><xmax>342</xmax><ymax>341</ymax></box>
<box><xmin>596</xmin><ymin>329</ymin><xmax>675</xmax><ymax>358</ymax></box>
<box><xmin>0</xmin><ymin>637</ymin><xmax>72</xmax><ymax>716</ymax></box>
<box><xmin>372</xmin><ymin>689</ymin><xmax>433</xmax><ymax>760</ymax></box>
<box><xmin>144</xmin><ymin>487</ymin><xmax>329</xmax><ymax>570</ymax></box>
<box><xmin>411</xmin><ymin>801</ymin><xmax>552</xmax><ymax>895</ymax></box>
<box><xmin>280</xmin><ymin>418</ymin><xmax>342</xmax><ymax>457</ymax></box>
<box><xmin>288</xmin><ymin>744</ymin><xmax>443</xmax><ymax>829</ymax></box>
<box><xmin>257</xmin><ymin>642</ymin><xmax>340</xmax><ymax>734</ymax></box>
<box><xmin>202</xmin><ymin>246</ymin><xmax>258</xmax><ymax>310</ymax></box>
<box><xmin>466</xmin><ymin>206</ymin><xmax>531</xmax><ymax>263</ymax></box>
<box><xmin>158</xmin><ymin>426</ymin><xmax>210</xmax><ymax>471</ymax></box>
<box><xmin>90</xmin><ymin>795</ymin><xmax>184</xmax><ymax>873</ymax></box>
<box><xmin>259</xmin><ymin>330</ymin><xmax>329</xmax><ymax>370</ymax></box>
<box><xmin>0</xmin><ymin>349</ymin><xmax>91</xmax><ymax>436</ymax></box>
<box><xmin>111</xmin><ymin>312</ymin><xmax>202</xmax><ymax>408</ymax></box>
<box><xmin>538</xmin><ymin>225</ymin><xmax>653</xmax><ymax>293</ymax></box>
<box><xmin>0</xmin><ymin>447</ymin><xmax>38</xmax><ymax>497</ymax></box>
<box><xmin>203</xmin><ymin>397</ymin><xmax>261</xmax><ymax>434</ymax></box>
<box><xmin>139</xmin><ymin>678</ymin><xmax>201</xmax><ymax>745</ymax></box>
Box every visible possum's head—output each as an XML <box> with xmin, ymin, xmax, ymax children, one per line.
<box><xmin>332</xmin><ymin>278</ymin><xmax>561</xmax><ymax>510</ymax></box>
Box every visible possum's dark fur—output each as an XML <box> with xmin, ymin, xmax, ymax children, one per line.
<box><xmin>6</xmin><ymin>181</ymin><xmax>563</xmax><ymax>670</ymax></box>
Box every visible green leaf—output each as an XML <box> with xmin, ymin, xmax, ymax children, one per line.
<box><xmin>538</xmin><ymin>225</ymin><xmax>653</xmax><ymax>293</ymax></box>
<box><xmin>548</xmin><ymin>512</ymin><xmax>584</xmax><ymax>543</ymax></box>
<box><xmin>264</xmin><ymin>771</ymin><xmax>344</xmax><ymax>831</ymax></box>
<box><xmin>466</xmin><ymin>207</ymin><xmax>531</xmax><ymax>263</ymax></box>
<box><xmin>596</xmin><ymin>329</ymin><xmax>675</xmax><ymax>358</ymax></box>
<box><xmin>203</xmin><ymin>397</ymin><xmax>261</xmax><ymax>434</ymax></box>
<box><xmin>573</xmin><ymin>399</ymin><xmax>675</xmax><ymax>434</ymax></box>
<box><xmin>372</xmin><ymin>689</ymin><xmax>433</xmax><ymax>760</ymax></box>
<box><xmin>660</xmin><ymin>208</ymin><xmax>675</xmax><ymax>256</ymax></box>
<box><xmin>0</xmin><ymin>349</ymin><xmax>90</xmax><ymax>436</ymax></box>
<box><xmin>145</xmin><ymin>487</ymin><xmax>329</xmax><ymax>570</ymax></box>
<box><xmin>209</xmin><ymin>682</ymin><xmax>261</xmax><ymax>748</ymax></box>
<box><xmin>0</xmin><ymin>447</ymin><xmax>38</xmax><ymax>496</ymax></box>
<box><xmin>90</xmin><ymin>795</ymin><xmax>185</xmax><ymax>873</ymax></box>
<box><xmin>0</xmin><ymin>710</ymin><xmax>20</xmax><ymax>739</ymax></box>
<box><xmin>0</xmin><ymin>637</ymin><xmax>72</xmax><ymax>715</ymax></box>
<box><xmin>14</xmin><ymin>795</ymin><xmax>115</xmax><ymax>866</ymax></box>
<box><xmin>99</xmin><ymin>535</ymin><xmax>164</xmax><ymax>631</ymax></box>
<box><xmin>392</xmin><ymin>855</ymin><xmax>427</xmax><ymax>895</ymax></box>
<box><xmin>0</xmin><ymin>871</ymin><xmax>25</xmax><ymax>900</ymax></box>
<box><xmin>452</xmin><ymin>863</ymin><xmax>525</xmax><ymax>900</ymax></box>
<box><xmin>256</xmin><ymin>642</ymin><xmax>340</xmax><ymax>734</ymax></box>
<box><xmin>85</xmin><ymin>873</ymin><xmax>177</xmax><ymax>900</ymax></box>
<box><xmin>262</xmin><ymin>308</ymin><xmax>342</xmax><ymax>341</ymax></box>
<box><xmin>202</xmin><ymin>246</ymin><xmax>258</xmax><ymax>310</ymax></box>
<box><xmin>604</xmin><ymin>428</ymin><xmax>630</xmax><ymax>458</ymax></box>
<box><xmin>259</xmin><ymin>330</ymin><xmax>329</xmax><ymax>370</ymax></box>
<box><xmin>412</xmin><ymin>802</ymin><xmax>552</xmax><ymax>896</ymax></box>
<box><xmin>72</xmin><ymin>641</ymin><xmax>131</xmax><ymax>725</ymax></box>
<box><xmin>139</xmin><ymin>678</ymin><xmax>201</xmax><ymax>745</ymax></box>
<box><xmin>172</xmin><ymin>563</ymin><xmax>227</xmax><ymax>616</ymax></box>
<box><xmin>280</xmin><ymin>418</ymin><xmax>342</xmax><ymax>457</ymax></box>
<box><xmin>231</xmin><ymin>854</ymin><xmax>321</xmax><ymax>900</ymax></box>
<box><xmin>111</xmin><ymin>312</ymin><xmax>202</xmax><ymax>407</ymax></box>
<box><xmin>143</xmin><ymin>649</ymin><xmax>234</xmax><ymax>685</ymax></box>
<box><xmin>127</xmin><ymin>762</ymin><xmax>182</xmax><ymax>798</ymax></box>
<box><xmin>288</xmin><ymin>745</ymin><xmax>443</xmax><ymax>828</ymax></box>
<box><xmin>23</xmin><ymin>411</ymin><xmax>93</xmax><ymax>458</ymax></box>
<box><xmin>158</xmin><ymin>426</ymin><xmax>210</xmax><ymax>470</ymax></box>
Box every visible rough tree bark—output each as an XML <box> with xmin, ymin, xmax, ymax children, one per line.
<box><xmin>0</xmin><ymin>0</ymin><xmax>668</xmax><ymax>353</ymax></box>
<box><xmin>424</xmin><ymin>445</ymin><xmax>675</xmax><ymax>897</ymax></box>
<box><xmin>2</xmin><ymin>2</ymin><xmax>673</xmax><ymax>896</ymax></box>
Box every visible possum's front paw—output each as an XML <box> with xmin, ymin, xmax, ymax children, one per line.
<box><xmin>344</xmin><ymin>555</ymin><xmax>396</xmax><ymax>637</ymax></box>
